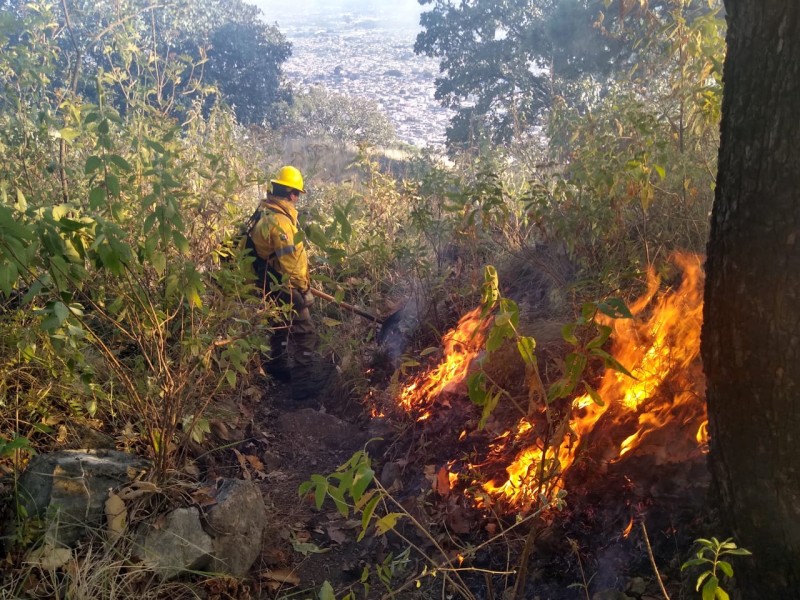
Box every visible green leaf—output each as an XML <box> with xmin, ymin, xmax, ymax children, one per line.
<box><xmin>351</xmin><ymin>465</ymin><xmax>374</xmax><ymax>501</ymax></box>
<box><xmin>328</xmin><ymin>486</ymin><xmax>349</xmax><ymax>517</ymax></box>
<box><xmin>516</xmin><ymin>336</ymin><xmax>537</xmax><ymax>366</ymax></box>
<box><xmin>53</xmin><ymin>301</ymin><xmax>69</xmax><ymax>323</ymax></box>
<box><xmin>467</xmin><ymin>372</ymin><xmax>487</xmax><ymax>406</ymax></box>
<box><xmin>561</xmin><ymin>322</ymin><xmax>578</xmax><ymax>345</ymax></box>
<box><xmin>359</xmin><ymin>494</ymin><xmax>381</xmax><ymax>541</ymax></box>
<box><xmin>318</xmin><ymin>581</ymin><xmax>336</xmax><ymax>600</ymax></box>
<box><xmin>0</xmin><ymin>262</ymin><xmax>19</xmax><ymax>296</ymax></box>
<box><xmin>682</xmin><ymin>558</ymin><xmax>708</xmax><ymax>570</ymax></box>
<box><xmin>701</xmin><ymin>575</ymin><xmax>719</xmax><ymax>600</ymax></box>
<box><xmin>717</xmin><ymin>560</ymin><xmax>733</xmax><ymax>578</ymax></box>
<box><xmin>564</xmin><ymin>352</ymin><xmax>588</xmax><ymax>388</ymax></box>
<box><xmin>108</xmin><ymin>154</ymin><xmax>132</xmax><ymax>172</ymax></box>
<box><xmin>143</xmin><ymin>212</ymin><xmax>157</xmax><ymax>234</ymax></box>
<box><xmin>0</xmin><ymin>436</ymin><xmax>33</xmax><ymax>458</ymax></box>
<box><xmin>225</xmin><ymin>370</ymin><xmax>236</xmax><ymax>389</ymax></box>
<box><xmin>105</xmin><ymin>173</ymin><xmax>120</xmax><ymax>197</ymax></box>
<box><xmin>486</xmin><ymin>324</ymin><xmax>509</xmax><ymax>352</ymax></box>
<box><xmin>151</xmin><ymin>251</ymin><xmax>166</xmax><ymax>275</ymax></box>
<box><xmin>306</xmin><ymin>223</ymin><xmax>329</xmax><ymax>248</ymax></box>
<box><xmin>586</xmin><ymin>325</ymin><xmax>611</xmax><ymax>350</ymax></box>
<box><xmin>715</xmin><ymin>587</ymin><xmax>730</xmax><ymax>600</ymax></box>
<box><xmin>696</xmin><ymin>571</ymin><xmax>711</xmax><ymax>590</ymax></box>
<box><xmin>85</xmin><ymin>155</ymin><xmax>103</xmax><ymax>175</ymax></box>
<box><xmin>311</xmin><ymin>474</ymin><xmax>328</xmax><ymax>509</ymax></box>
<box><xmin>590</xmin><ymin>348</ymin><xmax>634</xmax><ymax>378</ymax></box>
<box><xmin>172</xmin><ymin>230</ymin><xmax>189</xmax><ymax>254</ymax></box>
<box><xmin>374</xmin><ymin>513</ymin><xmax>401</xmax><ymax>535</ymax></box>
<box><xmin>89</xmin><ymin>187</ymin><xmax>106</xmax><ymax>209</ymax></box>
<box><xmin>478</xmin><ymin>390</ymin><xmax>501</xmax><ymax>429</ymax></box>
<box><xmin>583</xmin><ymin>381</ymin><xmax>604</xmax><ymax>407</ymax></box>
<box><xmin>59</xmin><ymin>127</ymin><xmax>80</xmax><ymax>143</ymax></box>
<box><xmin>597</xmin><ymin>298</ymin><xmax>633</xmax><ymax>319</ymax></box>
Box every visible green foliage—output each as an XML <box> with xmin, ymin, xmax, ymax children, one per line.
<box><xmin>204</xmin><ymin>19</ymin><xmax>292</xmax><ymax>126</ymax></box>
<box><xmin>1</xmin><ymin>0</ymin><xmax>292</xmax><ymax>125</ymax></box>
<box><xmin>0</xmin><ymin>435</ymin><xmax>33</xmax><ymax>459</ymax></box>
<box><xmin>526</xmin><ymin>0</ymin><xmax>725</xmax><ymax>284</ymax></box>
<box><xmin>282</xmin><ymin>86</ymin><xmax>397</xmax><ymax>147</ymax></box>
<box><xmin>298</xmin><ymin>448</ymin><xmax>396</xmax><ymax>543</ymax></box>
<box><xmin>416</xmin><ymin>0</ymin><xmax>721</xmax><ymax>148</ymax></box>
<box><xmin>681</xmin><ymin>537</ymin><xmax>752</xmax><ymax>600</ymax></box>
<box><xmin>415</xmin><ymin>0</ymin><xmax>606</xmax><ymax>147</ymax></box>
<box><xmin>467</xmin><ymin>265</ymin><xmax>632</xmax><ymax>427</ymax></box>
<box><xmin>0</xmin><ymin>3</ymin><xmax>274</xmax><ymax>476</ymax></box>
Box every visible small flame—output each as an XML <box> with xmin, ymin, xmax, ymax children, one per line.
<box><xmin>622</xmin><ymin>517</ymin><xmax>634</xmax><ymax>538</ymax></box>
<box><xmin>399</xmin><ymin>308</ymin><xmax>490</xmax><ymax>417</ymax></box>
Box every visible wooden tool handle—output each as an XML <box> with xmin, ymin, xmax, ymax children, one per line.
<box><xmin>309</xmin><ymin>288</ymin><xmax>384</xmax><ymax>324</ymax></box>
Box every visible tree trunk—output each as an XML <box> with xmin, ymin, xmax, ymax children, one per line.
<box><xmin>702</xmin><ymin>2</ymin><xmax>800</xmax><ymax>597</ymax></box>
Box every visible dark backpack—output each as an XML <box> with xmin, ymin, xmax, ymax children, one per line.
<box><xmin>241</xmin><ymin>202</ymin><xmax>291</xmax><ymax>295</ymax></box>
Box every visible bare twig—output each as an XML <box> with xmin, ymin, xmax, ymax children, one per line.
<box><xmin>641</xmin><ymin>521</ymin><xmax>671</xmax><ymax>600</ymax></box>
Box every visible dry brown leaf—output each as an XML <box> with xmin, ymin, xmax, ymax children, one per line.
<box><xmin>245</xmin><ymin>454</ymin><xmax>264</xmax><ymax>471</ymax></box>
<box><xmin>25</xmin><ymin>545</ymin><xmax>72</xmax><ymax>570</ymax></box>
<box><xmin>117</xmin><ymin>480</ymin><xmax>160</xmax><ymax>501</ymax></box>
<box><xmin>210</xmin><ymin>419</ymin><xmax>230</xmax><ymax>441</ymax></box>
<box><xmin>423</xmin><ymin>464</ymin><xmax>436</xmax><ymax>481</ymax></box>
<box><xmin>183</xmin><ymin>462</ymin><xmax>201</xmax><ymax>478</ymax></box>
<box><xmin>261</xmin><ymin>569</ymin><xmax>300</xmax><ymax>585</ymax></box>
<box><xmin>244</xmin><ymin>386</ymin><xmax>262</xmax><ymax>398</ymax></box>
<box><xmin>105</xmin><ymin>491</ymin><xmax>127</xmax><ymax>542</ymax></box>
<box><xmin>445</xmin><ymin>506</ymin><xmax>471</xmax><ymax>534</ymax></box>
<box><xmin>435</xmin><ymin>466</ymin><xmax>451</xmax><ymax>497</ymax></box>
<box><xmin>233</xmin><ymin>449</ymin><xmax>252</xmax><ymax>480</ymax></box>
<box><xmin>326</xmin><ymin>526</ymin><xmax>348</xmax><ymax>545</ymax></box>
<box><xmin>191</xmin><ymin>486</ymin><xmax>218</xmax><ymax>507</ymax></box>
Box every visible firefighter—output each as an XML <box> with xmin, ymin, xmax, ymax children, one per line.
<box><xmin>247</xmin><ymin>165</ymin><xmax>326</xmax><ymax>404</ymax></box>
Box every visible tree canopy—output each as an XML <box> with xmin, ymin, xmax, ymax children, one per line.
<box><xmin>415</xmin><ymin>0</ymin><xmax>721</xmax><ymax>148</ymax></box>
<box><xmin>0</xmin><ymin>0</ymin><xmax>292</xmax><ymax>125</ymax></box>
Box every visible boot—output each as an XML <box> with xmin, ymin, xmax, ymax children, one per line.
<box><xmin>290</xmin><ymin>361</ymin><xmax>335</xmax><ymax>406</ymax></box>
<box><xmin>265</xmin><ymin>333</ymin><xmax>291</xmax><ymax>383</ymax></box>
<box><xmin>264</xmin><ymin>356</ymin><xmax>291</xmax><ymax>383</ymax></box>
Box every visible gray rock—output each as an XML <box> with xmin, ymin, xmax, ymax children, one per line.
<box><xmin>379</xmin><ymin>462</ymin><xmax>402</xmax><ymax>488</ymax></box>
<box><xmin>627</xmin><ymin>576</ymin><xmax>647</xmax><ymax>596</ymax></box>
<box><xmin>137</xmin><ymin>507</ymin><xmax>212</xmax><ymax>580</ymax></box>
<box><xmin>205</xmin><ymin>479</ymin><xmax>267</xmax><ymax>577</ymax></box>
<box><xmin>17</xmin><ymin>450</ymin><xmax>149</xmax><ymax>545</ymax></box>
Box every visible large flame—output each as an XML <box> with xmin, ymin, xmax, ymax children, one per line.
<box><xmin>397</xmin><ymin>253</ymin><xmax>708</xmax><ymax>511</ymax></box>
<box><xmin>485</xmin><ymin>252</ymin><xmax>708</xmax><ymax>508</ymax></box>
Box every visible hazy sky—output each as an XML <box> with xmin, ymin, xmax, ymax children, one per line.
<box><xmin>251</xmin><ymin>0</ymin><xmax>425</xmax><ymax>30</ymax></box>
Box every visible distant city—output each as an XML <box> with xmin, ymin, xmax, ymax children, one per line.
<box><xmin>253</xmin><ymin>0</ymin><xmax>452</xmax><ymax>148</ymax></box>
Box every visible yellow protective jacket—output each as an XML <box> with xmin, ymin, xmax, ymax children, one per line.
<box><xmin>249</xmin><ymin>195</ymin><xmax>310</xmax><ymax>291</ymax></box>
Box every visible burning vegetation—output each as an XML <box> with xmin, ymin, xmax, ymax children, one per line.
<box><xmin>395</xmin><ymin>252</ymin><xmax>708</xmax><ymax>516</ymax></box>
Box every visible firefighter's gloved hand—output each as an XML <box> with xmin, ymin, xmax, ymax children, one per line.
<box><xmin>290</xmin><ymin>287</ymin><xmax>314</xmax><ymax>309</ymax></box>
<box><xmin>302</xmin><ymin>288</ymin><xmax>315</xmax><ymax>307</ymax></box>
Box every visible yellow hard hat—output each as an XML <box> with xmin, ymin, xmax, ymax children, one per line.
<box><xmin>270</xmin><ymin>165</ymin><xmax>305</xmax><ymax>193</ymax></box>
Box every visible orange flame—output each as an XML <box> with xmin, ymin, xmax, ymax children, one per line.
<box><xmin>622</xmin><ymin>517</ymin><xmax>634</xmax><ymax>538</ymax></box>
<box><xmin>395</xmin><ymin>253</ymin><xmax>708</xmax><ymax>513</ymax></box>
<box><xmin>485</xmin><ymin>253</ymin><xmax>708</xmax><ymax>508</ymax></box>
<box><xmin>399</xmin><ymin>307</ymin><xmax>490</xmax><ymax>419</ymax></box>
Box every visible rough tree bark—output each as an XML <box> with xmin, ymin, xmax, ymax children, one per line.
<box><xmin>702</xmin><ymin>1</ymin><xmax>800</xmax><ymax>597</ymax></box>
